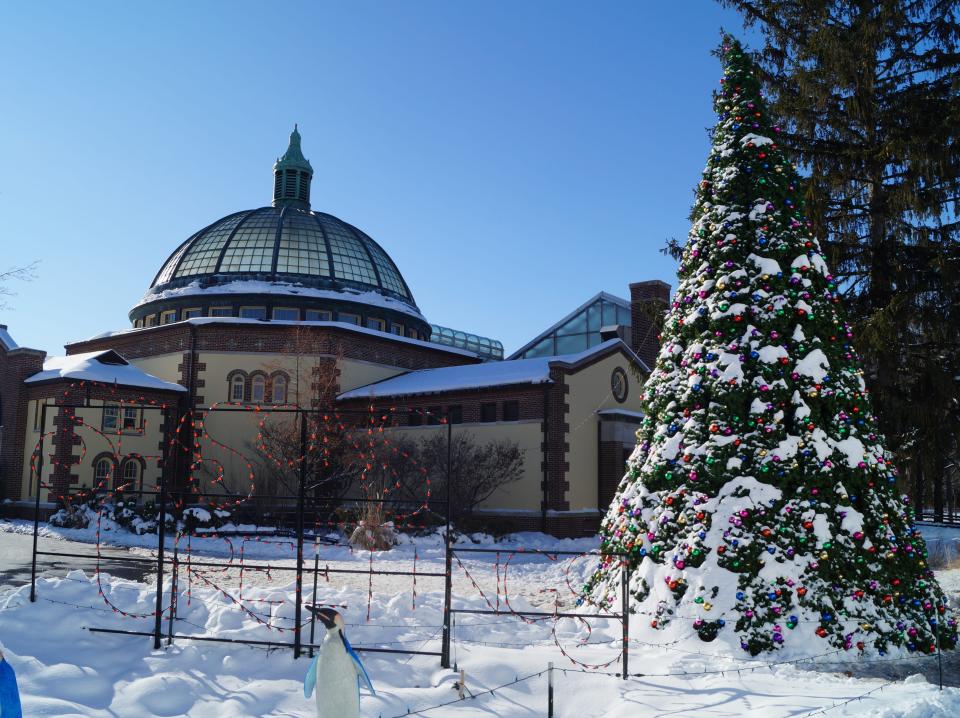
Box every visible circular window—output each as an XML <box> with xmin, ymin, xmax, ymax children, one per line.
<box><xmin>611</xmin><ymin>367</ymin><xmax>629</xmax><ymax>403</ymax></box>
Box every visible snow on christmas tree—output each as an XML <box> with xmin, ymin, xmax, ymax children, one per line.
<box><xmin>586</xmin><ymin>37</ymin><xmax>958</xmax><ymax>657</ymax></box>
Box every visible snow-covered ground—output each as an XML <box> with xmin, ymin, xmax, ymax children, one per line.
<box><xmin>1</xmin><ymin>519</ymin><xmax>959</xmax><ymax>716</ymax></box>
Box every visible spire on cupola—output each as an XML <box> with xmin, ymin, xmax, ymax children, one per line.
<box><xmin>272</xmin><ymin>124</ymin><xmax>313</xmax><ymax>210</ymax></box>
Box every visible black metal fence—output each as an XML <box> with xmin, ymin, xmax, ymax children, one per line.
<box><xmin>25</xmin><ymin>399</ymin><xmax>631</xmax><ymax>671</ymax></box>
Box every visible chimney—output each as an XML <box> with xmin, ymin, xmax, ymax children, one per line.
<box><xmin>629</xmin><ymin>280</ymin><xmax>670</xmax><ymax>370</ymax></box>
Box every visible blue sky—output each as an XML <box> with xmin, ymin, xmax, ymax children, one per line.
<box><xmin>0</xmin><ymin>1</ymin><xmax>752</xmax><ymax>356</ymax></box>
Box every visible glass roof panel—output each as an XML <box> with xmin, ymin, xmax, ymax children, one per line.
<box><xmin>276</xmin><ymin>212</ymin><xmax>329</xmax><ymax>276</ymax></box>
<box><xmin>219</xmin><ymin>210</ymin><xmax>279</xmax><ymax>273</ymax></box>
<box><xmin>556</xmin><ymin>309</ymin><xmax>588</xmax><ymax>336</ymax></box>
<box><xmin>175</xmin><ymin>213</ymin><xmax>247</xmax><ymax>278</ymax></box>
<box><xmin>322</xmin><ymin>219</ymin><xmax>378</xmax><ymax>285</ymax></box>
<box><xmin>602</xmin><ymin>301</ymin><xmax>618</xmax><ymax>326</ymax></box>
<box><xmin>154</xmin><ymin>240</ymin><xmax>191</xmax><ymax>286</ymax></box>
<box><xmin>364</xmin><ymin>238</ymin><xmax>409</xmax><ymax>297</ymax></box>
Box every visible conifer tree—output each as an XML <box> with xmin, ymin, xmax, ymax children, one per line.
<box><xmin>587</xmin><ymin>37</ymin><xmax>958</xmax><ymax>657</ymax></box>
<box><xmin>720</xmin><ymin>0</ymin><xmax>960</xmax><ymax>521</ymax></box>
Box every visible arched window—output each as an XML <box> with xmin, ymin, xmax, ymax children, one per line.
<box><xmin>231</xmin><ymin>375</ymin><xmax>245</xmax><ymax>402</ymax></box>
<box><xmin>272</xmin><ymin>375</ymin><xmax>287</xmax><ymax>404</ymax></box>
<box><xmin>94</xmin><ymin>458</ymin><xmax>112</xmax><ymax>485</ymax></box>
<box><xmin>123</xmin><ymin>460</ymin><xmax>139</xmax><ymax>485</ymax></box>
<box><xmin>251</xmin><ymin>375</ymin><xmax>265</xmax><ymax>403</ymax></box>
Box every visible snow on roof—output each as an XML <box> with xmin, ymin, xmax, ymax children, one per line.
<box><xmin>25</xmin><ymin>350</ymin><xmax>186</xmax><ymax>392</ymax></box>
<box><xmin>0</xmin><ymin>325</ymin><xmax>17</xmax><ymax>351</ymax></box>
<box><xmin>338</xmin><ymin>339</ymin><xmax>634</xmax><ymax>400</ymax></box>
<box><xmin>136</xmin><ymin>279</ymin><xmax>427</xmax><ymax>321</ymax></box>
<box><xmin>77</xmin><ymin>318</ymin><xmax>478</xmax><ymax>360</ymax></box>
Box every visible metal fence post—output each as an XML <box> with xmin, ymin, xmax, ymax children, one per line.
<box><xmin>621</xmin><ymin>557</ymin><xmax>630</xmax><ymax>679</ymax></box>
<box><xmin>30</xmin><ymin>403</ymin><xmax>47</xmax><ymax>603</ymax></box>
<box><xmin>167</xmin><ymin>537</ymin><xmax>179</xmax><ymax>646</ymax></box>
<box><xmin>548</xmin><ymin>662</ymin><xmax>554</xmax><ymax>717</ymax></box>
<box><xmin>293</xmin><ymin>410</ymin><xmax>307</xmax><ymax>659</ymax></box>
<box><xmin>440</xmin><ymin>415</ymin><xmax>453</xmax><ymax>668</ymax></box>
<box><xmin>309</xmin><ymin>552</ymin><xmax>320</xmax><ymax>658</ymax></box>
<box><xmin>153</xmin><ymin>428</ymin><xmax>169</xmax><ymax>650</ymax></box>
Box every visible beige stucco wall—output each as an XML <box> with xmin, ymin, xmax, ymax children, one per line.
<box><xmin>21</xmin><ymin>399</ymin><xmax>166</xmax><ymax>502</ymax></box>
<box><xmin>564</xmin><ymin>352</ymin><xmax>644</xmax><ymax>511</ymax></box>
<box><xmin>196</xmin><ymin>351</ymin><xmax>403</xmax><ymax>406</ymax></box>
<box><xmin>191</xmin><ymin>352</ymin><xmax>405</xmax><ymax>494</ymax></box>
<box><xmin>339</xmin><ymin>359</ymin><xmax>406</xmax><ymax>395</ymax></box>
<box><xmin>388</xmin><ymin>420</ymin><xmax>543</xmax><ymax>511</ymax></box>
<box><xmin>129</xmin><ymin>353</ymin><xmax>183</xmax><ymax>386</ymax></box>
<box><xmin>20</xmin><ymin>398</ymin><xmax>54</xmax><ymax>499</ymax></box>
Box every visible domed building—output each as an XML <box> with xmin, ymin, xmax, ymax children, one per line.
<box><xmin>133</xmin><ymin>126</ymin><xmax>431</xmax><ymax>341</ymax></box>
<box><xmin>0</xmin><ymin>129</ymin><xmax>665</xmax><ymax>536</ymax></box>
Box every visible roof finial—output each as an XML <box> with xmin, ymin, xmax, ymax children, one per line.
<box><xmin>273</xmin><ymin>125</ymin><xmax>313</xmax><ymax>210</ymax></box>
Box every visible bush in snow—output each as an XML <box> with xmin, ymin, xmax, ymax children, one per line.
<box><xmin>348</xmin><ymin>502</ymin><xmax>397</xmax><ymax>551</ymax></box>
<box><xmin>586</xmin><ymin>37</ymin><xmax>958</xmax><ymax>657</ymax></box>
<box><xmin>49</xmin><ymin>494</ymin><xmax>233</xmax><ymax>536</ymax></box>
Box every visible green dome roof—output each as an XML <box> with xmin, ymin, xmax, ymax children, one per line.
<box><xmin>149</xmin><ymin>206</ymin><xmax>417</xmax><ymax>307</ymax></box>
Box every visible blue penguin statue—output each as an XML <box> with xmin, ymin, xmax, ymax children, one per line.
<box><xmin>0</xmin><ymin>650</ymin><xmax>22</xmax><ymax>718</ymax></box>
<box><xmin>304</xmin><ymin>607</ymin><xmax>374</xmax><ymax>718</ymax></box>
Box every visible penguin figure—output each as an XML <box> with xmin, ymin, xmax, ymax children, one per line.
<box><xmin>304</xmin><ymin>607</ymin><xmax>374</xmax><ymax>718</ymax></box>
<box><xmin>0</xmin><ymin>650</ymin><xmax>22</xmax><ymax>718</ymax></box>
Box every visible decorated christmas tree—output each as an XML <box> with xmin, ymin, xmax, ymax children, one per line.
<box><xmin>586</xmin><ymin>37</ymin><xmax>958</xmax><ymax>657</ymax></box>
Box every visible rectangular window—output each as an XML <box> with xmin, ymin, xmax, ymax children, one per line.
<box><xmin>480</xmin><ymin>403</ymin><xmax>497</xmax><ymax>423</ymax></box>
<box><xmin>239</xmin><ymin>306</ymin><xmax>267</xmax><ymax>320</ymax></box>
<box><xmin>133</xmin><ymin>319</ymin><xmax>142</xmax><ymax>328</ymax></box>
<box><xmin>272</xmin><ymin>308</ymin><xmax>299</xmax><ymax>321</ymax></box>
<box><xmin>103</xmin><ymin>405</ymin><xmax>119</xmax><ymax>431</ymax></box>
<box><xmin>427</xmin><ymin>406</ymin><xmax>441</xmax><ymax>425</ymax></box>
<box><xmin>305</xmin><ymin>309</ymin><xmax>332</xmax><ymax>322</ymax></box>
<box><xmin>391</xmin><ymin>323</ymin><xmax>404</xmax><ymax>336</ymax></box>
<box><xmin>366</xmin><ymin>317</ymin><xmax>386</xmax><ymax>332</ymax></box>
<box><xmin>407</xmin><ymin>328</ymin><xmax>418</xmax><ymax>339</ymax></box>
<box><xmin>182</xmin><ymin>307</ymin><xmax>202</xmax><ymax>319</ymax></box>
<box><xmin>122</xmin><ymin>407</ymin><xmax>140</xmax><ymax>431</ymax></box>
<box><xmin>160</xmin><ymin>310</ymin><xmax>177</xmax><ymax>325</ymax></box>
<box><xmin>145</xmin><ymin>314</ymin><xmax>158</xmax><ymax>327</ymax></box>
<box><xmin>447</xmin><ymin>405</ymin><xmax>463</xmax><ymax>424</ymax></box>
<box><xmin>209</xmin><ymin>306</ymin><xmax>233</xmax><ymax>317</ymax></box>
<box><xmin>338</xmin><ymin>313</ymin><xmax>360</xmax><ymax>326</ymax></box>
<box><xmin>407</xmin><ymin>408</ymin><xmax>422</xmax><ymax>427</ymax></box>
<box><xmin>503</xmin><ymin>400</ymin><xmax>520</xmax><ymax>422</ymax></box>
<box><xmin>33</xmin><ymin>401</ymin><xmax>42</xmax><ymax>431</ymax></box>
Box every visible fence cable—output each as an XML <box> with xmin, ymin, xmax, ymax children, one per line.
<box><xmin>379</xmin><ymin>669</ymin><xmax>547</xmax><ymax>718</ymax></box>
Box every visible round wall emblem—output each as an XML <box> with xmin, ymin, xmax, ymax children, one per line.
<box><xmin>611</xmin><ymin>367</ymin><xmax>628</xmax><ymax>403</ymax></box>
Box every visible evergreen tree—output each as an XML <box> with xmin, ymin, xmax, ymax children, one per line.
<box><xmin>719</xmin><ymin>0</ymin><xmax>960</xmax><ymax>521</ymax></box>
<box><xmin>587</xmin><ymin>37</ymin><xmax>958</xmax><ymax>657</ymax></box>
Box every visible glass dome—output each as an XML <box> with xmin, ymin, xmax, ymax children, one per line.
<box><xmin>130</xmin><ymin>129</ymin><xmax>432</xmax><ymax>339</ymax></box>
<box><xmin>150</xmin><ymin>206</ymin><xmax>415</xmax><ymax>302</ymax></box>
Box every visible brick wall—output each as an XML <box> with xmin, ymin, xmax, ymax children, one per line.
<box><xmin>630</xmin><ymin>280</ymin><xmax>670</xmax><ymax>370</ymax></box>
<box><xmin>598</xmin><ymin>440</ymin><xmax>631</xmax><ymax>511</ymax></box>
<box><xmin>0</xmin><ymin>343</ymin><xmax>45</xmax><ymax>500</ymax></box>
<box><xmin>339</xmin><ymin>384</ymin><xmax>547</xmax><ymax>425</ymax></box>
<box><xmin>542</xmin><ymin>370</ymin><xmax>570</xmax><ymax>513</ymax></box>
<box><xmin>67</xmin><ymin>322</ymin><xmax>479</xmax><ymax>376</ymax></box>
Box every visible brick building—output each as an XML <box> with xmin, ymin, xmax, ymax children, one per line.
<box><xmin>0</xmin><ymin>129</ymin><xmax>668</xmax><ymax>536</ymax></box>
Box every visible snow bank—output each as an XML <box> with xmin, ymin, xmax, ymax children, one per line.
<box><xmin>2</xmin><ymin>527</ymin><xmax>958</xmax><ymax>716</ymax></box>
